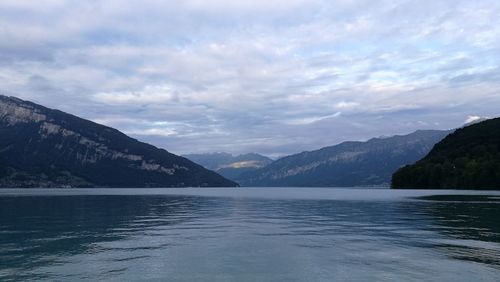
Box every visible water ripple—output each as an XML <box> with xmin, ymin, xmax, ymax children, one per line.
<box><xmin>0</xmin><ymin>190</ymin><xmax>499</xmax><ymax>281</ymax></box>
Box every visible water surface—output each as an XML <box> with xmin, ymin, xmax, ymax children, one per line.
<box><xmin>0</xmin><ymin>188</ymin><xmax>499</xmax><ymax>281</ymax></box>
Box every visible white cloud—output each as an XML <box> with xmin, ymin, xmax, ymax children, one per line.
<box><xmin>286</xmin><ymin>112</ymin><xmax>341</xmax><ymax>125</ymax></box>
<box><xmin>125</xmin><ymin>128</ymin><xmax>177</xmax><ymax>137</ymax></box>
<box><xmin>1</xmin><ymin>0</ymin><xmax>500</xmax><ymax>155</ymax></box>
<box><xmin>93</xmin><ymin>85</ymin><xmax>177</xmax><ymax>104</ymax></box>
<box><xmin>463</xmin><ymin>115</ymin><xmax>490</xmax><ymax>125</ymax></box>
<box><xmin>464</xmin><ymin>116</ymin><xmax>481</xmax><ymax>124</ymax></box>
<box><xmin>335</xmin><ymin>101</ymin><xmax>359</xmax><ymax>109</ymax></box>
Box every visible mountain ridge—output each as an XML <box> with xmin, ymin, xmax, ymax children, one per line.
<box><xmin>0</xmin><ymin>95</ymin><xmax>237</xmax><ymax>188</ymax></box>
<box><xmin>392</xmin><ymin>117</ymin><xmax>500</xmax><ymax>189</ymax></box>
<box><xmin>237</xmin><ymin>129</ymin><xmax>452</xmax><ymax>187</ymax></box>
<box><xmin>183</xmin><ymin>152</ymin><xmax>272</xmax><ymax>181</ymax></box>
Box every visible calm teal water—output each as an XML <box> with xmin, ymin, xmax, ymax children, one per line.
<box><xmin>0</xmin><ymin>188</ymin><xmax>499</xmax><ymax>281</ymax></box>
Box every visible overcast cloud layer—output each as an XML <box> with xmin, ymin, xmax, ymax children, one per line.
<box><xmin>1</xmin><ymin>0</ymin><xmax>499</xmax><ymax>157</ymax></box>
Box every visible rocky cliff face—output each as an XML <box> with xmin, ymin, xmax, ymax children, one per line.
<box><xmin>238</xmin><ymin>130</ymin><xmax>452</xmax><ymax>187</ymax></box>
<box><xmin>0</xmin><ymin>95</ymin><xmax>237</xmax><ymax>188</ymax></box>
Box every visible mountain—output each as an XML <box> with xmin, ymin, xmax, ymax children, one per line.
<box><xmin>238</xmin><ymin>130</ymin><xmax>452</xmax><ymax>187</ymax></box>
<box><xmin>392</xmin><ymin>118</ymin><xmax>500</xmax><ymax>190</ymax></box>
<box><xmin>0</xmin><ymin>95</ymin><xmax>237</xmax><ymax>188</ymax></box>
<box><xmin>183</xmin><ymin>152</ymin><xmax>272</xmax><ymax>181</ymax></box>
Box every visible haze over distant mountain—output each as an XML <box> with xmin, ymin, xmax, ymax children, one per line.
<box><xmin>392</xmin><ymin>118</ymin><xmax>500</xmax><ymax>190</ymax></box>
<box><xmin>183</xmin><ymin>152</ymin><xmax>272</xmax><ymax>181</ymax></box>
<box><xmin>0</xmin><ymin>95</ymin><xmax>237</xmax><ymax>188</ymax></box>
<box><xmin>238</xmin><ymin>130</ymin><xmax>452</xmax><ymax>187</ymax></box>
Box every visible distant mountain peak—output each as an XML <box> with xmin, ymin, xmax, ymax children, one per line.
<box><xmin>183</xmin><ymin>152</ymin><xmax>273</xmax><ymax>181</ymax></box>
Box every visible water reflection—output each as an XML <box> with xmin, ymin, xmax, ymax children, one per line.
<box><xmin>0</xmin><ymin>192</ymin><xmax>499</xmax><ymax>281</ymax></box>
<box><xmin>0</xmin><ymin>195</ymin><xmax>206</xmax><ymax>280</ymax></box>
<box><xmin>417</xmin><ymin>195</ymin><xmax>500</xmax><ymax>268</ymax></box>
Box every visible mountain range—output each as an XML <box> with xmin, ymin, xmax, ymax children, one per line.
<box><xmin>237</xmin><ymin>130</ymin><xmax>452</xmax><ymax>187</ymax></box>
<box><xmin>0</xmin><ymin>95</ymin><xmax>237</xmax><ymax>188</ymax></box>
<box><xmin>183</xmin><ymin>152</ymin><xmax>272</xmax><ymax>181</ymax></box>
<box><xmin>4</xmin><ymin>94</ymin><xmax>493</xmax><ymax>189</ymax></box>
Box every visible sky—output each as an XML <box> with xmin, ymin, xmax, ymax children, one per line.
<box><xmin>1</xmin><ymin>0</ymin><xmax>499</xmax><ymax>158</ymax></box>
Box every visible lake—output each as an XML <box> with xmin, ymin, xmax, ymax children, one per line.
<box><xmin>0</xmin><ymin>188</ymin><xmax>499</xmax><ymax>281</ymax></box>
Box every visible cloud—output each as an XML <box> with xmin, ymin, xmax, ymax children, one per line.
<box><xmin>125</xmin><ymin>128</ymin><xmax>177</xmax><ymax>137</ymax></box>
<box><xmin>464</xmin><ymin>116</ymin><xmax>481</xmax><ymax>124</ymax></box>
<box><xmin>463</xmin><ymin>115</ymin><xmax>491</xmax><ymax>125</ymax></box>
<box><xmin>1</xmin><ymin>0</ymin><xmax>500</xmax><ymax>156</ymax></box>
<box><xmin>335</xmin><ymin>101</ymin><xmax>359</xmax><ymax>109</ymax></box>
<box><xmin>286</xmin><ymin>112</ymin><xmax>342</xmax><ymax>125</ymax></box>
<box><xmin>93</xmin><ymin>85</ymin><xmax>178</xmax><ymax>104</ymax></box>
